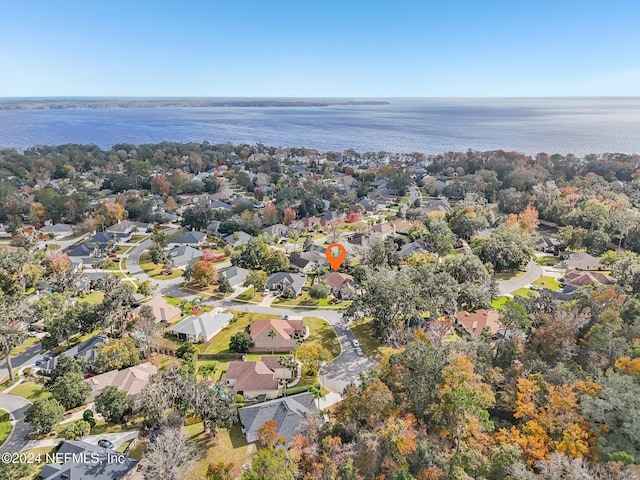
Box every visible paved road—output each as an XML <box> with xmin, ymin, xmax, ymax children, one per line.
<box><xmin>497</xmin><ymin>260</ymin><xmax>544</xmax><ymax>295</ymax></box>
<box><xmin>0</xmin><ymin>341</ymin><xmax>44</xmax><ymax>381</ymax></box>
<box><xmin>0</xmin><ymin>393</ymin><xmax>32</xmax><ymax>454</ymax></box>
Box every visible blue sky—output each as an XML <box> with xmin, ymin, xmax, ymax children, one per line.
<box><xmin>1</xmin><ymin>0</ymin><xmax>639</xmax><ymax>97</ymax></box>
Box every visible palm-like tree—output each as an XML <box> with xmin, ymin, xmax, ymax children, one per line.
<box><xmin>267</xmin><ymin>329</ymin><xmax>277</xmax><ymax>353</ymax></box>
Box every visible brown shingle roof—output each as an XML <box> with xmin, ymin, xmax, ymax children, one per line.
<box><xmin>86</xmin><ymin>362</ymin><xmax>157</xmax><ymax>396</ymax></box>
<box><xmin>222</xmin><ymin>361</ymin><xmax>279</xmax><ymax>392</ymax></box>
<box><xmin>565</xmin><ymin>269</ymin><xmax>615</xmax><ymax>286</ymax></box>
<box><xmin>318</xmin><ymin>272</ymin><xmax>354</xmax><ymax>290</ymax></box>
<box><xmin>250</xmin><ymin>319</ymin><xmax>304</xmax><ymax>350</ymax></box>
<box><xmin>455</xmin><ymin>309</ymin><xmax>502</xmax><ymax>335</ymax></box>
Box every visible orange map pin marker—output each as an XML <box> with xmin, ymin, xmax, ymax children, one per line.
<box><xmin>326</xmin><ymin>243</ymin><xmax>347</xmax><ymax>271</ymax></box>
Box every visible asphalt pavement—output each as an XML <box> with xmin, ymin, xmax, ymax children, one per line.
<box><xmin>0</xmin><ymin>393</ymin><xmax>33</xmax><ymax>454</ymax></box>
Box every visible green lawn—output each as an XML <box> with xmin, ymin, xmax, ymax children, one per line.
<box><xmin>46</xmin><ymin>244</ymin><xmax>61</xmax><ymax>251</ymax></box>
<box><xmin>531</xmin><ymin>276</ymin><xmax>562</xmax><ymax>291</ymax></box>
<box><xmin>511</xmin><ymin>288</ymin><xmax>536</xmax><ymax>298</ymax></box>
<box><xmin>129</xmin><ymin>235</ymin><xmax>148</xmax><ymax>243</ymax></box>
<box><xmin>494</xmin><ymin>269</ymin><xmax>528</xmax><ymax>281</ymax></box>
<box><xmin>303</xmin><ymin>316</ymin><xmax>340</xmax><ymax>358</ymax></box>
<box><xmin>350</xmin><ymin>318</ymin><xmax>400</xmax><ymax>361</ymax></box>
<box><xmin>272</xmin><ymin>292</ymin><xmax>350</xmax><ymax>308</ymax></box>
<box><xmin>185</xmin><ymin>423</ymin><xmax>252</xmax><ymax>480</ymax></box>
<box><xmin>491</xmin><ymin>296</ymin><xmax>510</xmax><ymax>311</ymax></box>
<box><xmin>10</xmin><ymin>335</ymin><xmax>40</xmax><ymax>356</ymax></box>
<box><xmin>197</xmin><ymin>311</ymin><xmax>263</xmax><ymax>355</ymax></box>
<box><xmin>77</xmin><ymin>291</ymin><xmax>104</xmax><ymax>305</ymax></box>
<box><xmin>113</xmin><ymin>246</ymin><xmax>129</xmax><ymax>255</ymax></box>
<box><xmin>535</xmin><ymin>256</ymin><xmax>560</xmax><ymax>266</ymax></box>
<box><xmin>10</xmin><ymin>382</ymin><xmax>51</xmax><ymax>402</ymax></box>
<box><xmin>236</xmin><ymin>287</ymin><xmax>261</xmax><ymax>303</ymax></box>
<box><xmin>0</xmin><ymin>409</ymin><xmax>11</xmax><ymax>447</ymax></box>
<box><xmin>140</xmin><ymin>253</ymin><xmax>183</xmax><ymax>280</ymax></box>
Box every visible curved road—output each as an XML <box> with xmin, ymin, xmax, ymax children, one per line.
<box><xmin>0</xmin><ymin>393</ymin><xmax>32</xmax><ymax>454</ymax></box>
<box><xmin>497</xmin><ymin>260</ymin><xmax>543</xmax><ymax>295</ymax></box>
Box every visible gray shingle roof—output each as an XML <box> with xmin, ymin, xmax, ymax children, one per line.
<box><xmin>169</xmin><ymin>231</ymin><xmax>207</xmax><ymax>245</ymax></box>
<box><xmin>238</xmin><ymin>392</ymin><xmax>317</xmax><ymax>443</ymax></box>
<box><xmin>169</xmin><ymin>310</ymin><xmax>234</xmax><ymax>341</ymax></box>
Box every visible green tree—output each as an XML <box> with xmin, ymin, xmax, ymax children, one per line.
<box><xmin>581</xmin><ymin>372</ymin><xmax>640</xmax><ymax>461</ymax></box>
<box><xmin>45</xmin><ymin>356</ymin><xmax>87</xmax><ymax>388</ymax></box>
<box><xmin>49</xmin><ymin>371</ymin><xmax>92</xmax><ymax>410</ymax></box>
<box><xmin>264</xmin><ymin>250</ymin><xmax>290</xmax><ymax>274</ymax></box>
<box><xmin>25</xmin><ymin>397</ymin><xmax>65</xmax><ymax>434</ymax></box>
<box><xmin>242</xmin><ymin>446</ymin><xmax>298</xmax><ymax>480</ymax></box>
<box><xmin>473</xmin><ymin>225</ymin><xmax>534</xmax><ymax>272</ymax></box>
<box><xmin>308</xmin><ymin>281</ymin><xmax>330</xmax><ymax>300</ymax></box>
<box><xmin>95</xmin><ymin>385</ymin><xmax>133</xmax><ymax>423</ymax></box>
<box><xmin>62</xmin><ymin>420</ymin><xmax>91</xmax><ymax>440</ymax></box>
<box><xmin>217</xmin><ymin>276</ymin><xmax>234</xmax><ymax>293</ymax></box>
<box><xmin>229</xmin><ymin>332</ymin><xmax>255</xmax><ymax>353</ymax></box>
<box><xmin>149</xmin><ymin>242</ymin><xmax>165</xmax><ymax>265</ymax></box>
<box><xmin>95</xmin><ymin>337</ymin><xmax>140</xmax><ymax>372</ymax></box>
<box><xmin>245</xmin><ymin>270</ymin><xmax>267</xmax><ymax>292</ymax></box>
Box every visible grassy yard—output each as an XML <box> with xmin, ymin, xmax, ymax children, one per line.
<box><xmin>16</xmin><ymin>445</ymin><xmax>58</xmax><ymax>480</ymax></box>
<box><xmin>77</xmin><ymin>291</ymin><xmax>104</xmax><ymax>305</ymax></box>
<box><xmin>10</xmin><ymin>335</ymin><xmax>40</xmax><ymax>356</ymax></box>
<box><xmin>494</xmin><ymin>269</ymin><xmax>528</xmax><ymax>281</ymax></box>
<box><xmin>303</xmin><ymin>316</ymin><xmax>341</xmax><ymax>358</ymax></box>
<box><xmin>236</xmin><ymin>287</ymin><xmax>262</xmax><ymax>303</ymax></box>
<box><xmin>531</xmin><ymin>276</ymin><xmax>562</xmax><ymax>291</ymax></box>
<box><xmin>535</xmin><ymin>256</ymin><xmax>560</xmax><ymax>266</ymax></box>
<box><xmin>491</xmin><ymin>296</ymin><xmax>510</xmax><ymax>311</ymax></box>
<box><xmin>511</xmin><ymin>288</ymin><xmax>536</xmax><ymax>298</ymax></box>
<box><xmin>113</xmin><ymin>246</ymin><xmax>130</xmax><ymax>255</ymax></box>
<box><xmin>0</xmin><ymin>409</ymin><xmax>11</xmax><ymax>447</ymax></box>
<box><xmin>129</xmin><ymin>235</ymin><xmax>148</xmax><ymax>243</ymax></box>
<box><xmin>197</xmin><ymin>311</ymin><xmax>264</xmax><ymax>355</ymax></box>
<box><xmin>10</xmin><ymin>381</ymin><xmax>51</xmax><ymax>402</ymax></box>
<box><xmin>350</xmin><ymin>318</ymin><xmax>400</xmax><ymax>361</ymax></box>
<box><xmin>272</xmin><ymin>292</ymin><xmax>350</xmax><ymax>308</ymax></box>
<box><xmin>185</xmin><ymin>423</ymin><xmax>252</xmax><ymax>480</ymax></box>
<box><xmin>140</xmin><ymin>252</ymin><xmax>183</xmax><ymax>280</ymax></box>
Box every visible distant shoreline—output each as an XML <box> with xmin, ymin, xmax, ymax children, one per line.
<box><xmin>0</xmin><ymin>99</ymin><xmax>390</xmax><ymax>110</ymax></box>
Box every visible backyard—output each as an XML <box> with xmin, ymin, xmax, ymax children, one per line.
<box><xmin>139</xmin><ymin>252</ymin><xmax>183</xmax><ymax>280</ymax></box>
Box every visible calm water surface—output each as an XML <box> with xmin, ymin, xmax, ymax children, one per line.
<box><xmin>0</xmin><ymin>98</ymin><xmax>639</xmax><ymax>155</ymax></box>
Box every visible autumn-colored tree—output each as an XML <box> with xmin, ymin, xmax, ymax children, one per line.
<box><xmin>97</xmin><ymin>202</ymin><xmax>125</xmax><ymax>228</ymax></box>
<box><xmin>254</xmin><ymin>188</ymin><xmax>264</xmax><ymax>202</ymax></box>
<box><xmin>192</xmin><ymin>260</ymin><xmax>218</xmax><ymax>287</ymax></box>
<box><xmin>30</xmin><ymin>202</ymin><xmax>46</xmax><ymax>224</ymax></box>
<box><xmin>283</xmin><ymin>207</ymin><xmax>296</xmax><ymax>226</ymax></box>
<box><xmin>43</xmin><ymin>253</ymin><xmax>71</xmax><ymax>274</ymax></box>
<box><xmin>151</xmin><ymin>174</ymin><xmax>171</xmax><ymax>196</ymax></box>
<box><xmin>165</xmin><ymin>195</ymin><xmax>178</xmax><ymax>212</ymax></box>
<box><xmin>432</xmin><ymin>355</ymin><xmax>495</xmax><ymax>454</ymax></box>
<box><xmin>294</xmin><ymin>343</ymin><xmax>332</xmax><ymax>376</ymax></box>
<box><xmin>258</xmin><ymin>419</ymin><xmax>285</xmax><ymax>448</ymax></box>
<box><xmin>347</xmin><ymin>212</ymin><xmax>361</xmax><ymax>223</ymax></box>
<box><xmin>505</xmin><ymin>204</ymin><xmax>540</xmax><ymax>233</ymax></box>
<box><xmin>262</xmin><ymin>203</ymin><xmax>278</xmax><ymax>225</ymax></box>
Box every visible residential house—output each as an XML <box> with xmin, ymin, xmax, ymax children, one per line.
<box><xmin>262</xmin><ymin>223</ymin><xmax>291</xmax><ymax>238</ymax></box>
<box><xmin>66</xmin><ymin>242</ymin><xmax>94</xmax><ymax>259</ymax></box>
<box><xmin>166</xmin><ymin>245</ymin><xmax>203</xmax><ymax>268</ymax></box>
<box><xmin>424</xmin><ymin>197</ymin><xmax>452</xmax><ymax>213</ymax></box>
<box><xmin>39</xmin><ymin>440</ymin><xmax>138</xmax><ymax>480</ymax></box>
<box><xmin>536</xmin><ymin>236</ymin><xmax>561</xmax><ymax>253</ymax></box>
<box><xmin>40</xmin><ymin>223</ymin><xmax>74</xmax><ymax>239</ymax></box>
<box><xmin>168</xmin><ymin>231</ymin><xmax>207</xmax><ymax>247</ymax></box>
<box><xmin>564</xmin><ymin>269</ymin><xmax>616</xmax><ymax>287</ymax></box>
<box><xmin>249</xmin><ymin>318</ymin><xmax>305</xmax><ymax>353</ymax></box>
<box><xmin>133</xmin><ymin>296</ymin><xmax>181</xmax><ymax>324</ymax></box>
<box><xmin>392</xmin><ymin>219</ymin><xmax>414</xmax><ymax>234</ymax></box>
<box><xmin>320</xmin><ymin>211</ymin><xmax>345</xmax><ymax>226</ymax></box>
<box><xmin>106</xmin><ymin>219</ymin><xmax>138</xmax><ymax>237</ymax></box>
<box><xmin>41</xmin><ymin>335</ymin><xmax>109</xmax><ymax>374</ymax></box>
<box><xmin>561</xmin><ymin>252</ymin><xmax>603</xmax><ymax>271</ymax></box>
<box><xmin>210</xmin><ymin>200</ymin><xmax>233</xmax><ymax>211</ymax></box>
<box><xmin>221</xmin><ymin>360</ymin><xmax>281</xmax><ymax>401</ymax></box>
<box><xmin>220</xmin><ymin>266</ymin><xmax>250</xmax><ymax>288</ymax></box>
<box><xmin>238</xmin><ymin>392</ymin><xmax>319</xmax><ymax>443</ymax></box>
<box><xmin>398</xmin><ymin>241</ymin><xmax>430</xmax><ymax>258</ymax></box>
<box><xmin>371</xmin><ymin>222</ymin><xmax>396</xmax><ymax>239</ymax></box>
<box><xmin>169</xmin><ymin>309</ymin><xmax>234</xmax><ymax>343</ymax></box>
<box><xmin>85</xmin><ymin>362</ymin><xmax>158</xmax><ymax>408</ymax></box>
<box><xmin>266</xmin><ymin>272</ymin><xmax>306</xmax><ymax>298</ymax></box>
<box><xmin>455</xmin><ymin>309</ymin><xmax>502</xmax><ymax>336</ymax></box>
<box><xmin>289</xmin><ymin>251</ymin><xmax>324</xmax><ymax>273</ymax></box>
<box><xmin>299</xmin><ymin>216</ymin><xmax>320</xmax><ymax>230</ymax></box>
<box><xmin>317</xmin><ymin>272</ymin><xmax>356</xmax><ymax>299</ymax></box>
<box><xmin>223</xmin><ymin>231</ymin><xmax>254</xmax><ymax>248</ymax></box>
<box><xmin>206</xmin><ymin>220</ymin><xmax>221</xmax><ymax>235</ymax></box>
<box><xmin>357</xmin><ymin>198</ymin><xmax>378</xmax><ymax>214</ymax></box>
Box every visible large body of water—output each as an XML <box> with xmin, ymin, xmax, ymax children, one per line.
<box><xmin>1</xmin><ymin>97</ymin><xmax>639</xmax><ymax>155</ymax></box>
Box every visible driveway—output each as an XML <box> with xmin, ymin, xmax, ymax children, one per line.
<box><xmin>0</xmin><ymin>393</ymin><xmax>32</xmax><ymax>454</ymax></box>
<box><xmin>496</xmin><ymin>260</ymin><xmax>543</xmax><ymax>295</ymax></box>
<box><xmin>24</xmin><ymin>430</ymin><xmax>138</xmax><ymax>451</ymax></box>
<box><xmin>0</xmin><ymin>341</ymin><xmax>44</xmax><ymax>380</ymax></box>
